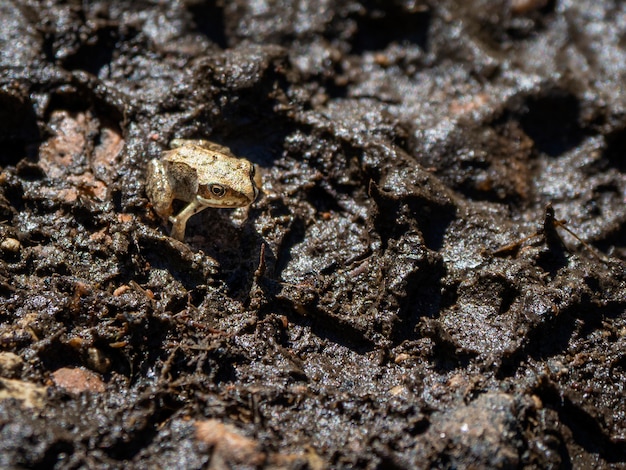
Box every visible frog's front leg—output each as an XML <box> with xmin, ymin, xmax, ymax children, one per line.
<box><xmin>169</xmin><ymin>197</ymin><xmax>210</xmax><ymax>241</ymax></box>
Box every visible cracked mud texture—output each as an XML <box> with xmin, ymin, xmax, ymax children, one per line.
<box><xmin>1</xmin><ymin>0</ymin><xmax>626</xmax><ymax>468</ymax></box>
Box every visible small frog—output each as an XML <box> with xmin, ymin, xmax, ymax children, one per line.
<box><xmin>146</xmin><ymin>139</ymin><xmax>262</xmax><ymax>241</ymax></box>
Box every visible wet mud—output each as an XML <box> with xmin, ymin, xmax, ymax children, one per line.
<box><xmin>0</xmin><ymin>0</ymin><xmax>625</xmax><ymax>468</ymax></box>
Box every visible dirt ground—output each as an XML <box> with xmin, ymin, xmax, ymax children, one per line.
<box><xmin>1</xmin><ymin>0</ymin><xmax>625</xmax><ymax>468</ymax></box>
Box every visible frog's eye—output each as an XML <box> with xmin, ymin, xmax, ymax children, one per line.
<box><xmin>208</xmin><ymin>184</ymin><xmax>226</xmax><ymax>198</ymax></box>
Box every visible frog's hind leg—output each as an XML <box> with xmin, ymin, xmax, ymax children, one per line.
<box><xmin>169</xmin><ymin>198</ymin><xmax>210</xmax><ymax>241</ymax></box>
<box><xmin>146</xmin><ymin>160</ymin><xmax>174</xmax><ymax>219</ymax></box>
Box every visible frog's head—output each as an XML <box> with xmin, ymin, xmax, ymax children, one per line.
<box><xmin>197</xmin><ymin>159</ymin><xmax>262</xmax><ymax>208</ymax></box>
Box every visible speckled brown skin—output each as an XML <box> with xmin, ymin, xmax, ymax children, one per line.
<box><xmin>146</xmin><ymin>139</ymin><xmax>262</xmax><ymax>240</ymax></box>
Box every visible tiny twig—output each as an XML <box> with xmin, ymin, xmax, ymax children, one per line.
<box><xmin>492</xmin><ymin>203</ymin><xmax>610</xmax><ymax>263</ymax></box>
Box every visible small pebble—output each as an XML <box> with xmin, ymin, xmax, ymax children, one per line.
<box><xmin>0</xmin><ymin>238</ymin><xmax>21</xmax><ymax>253</ymax></box>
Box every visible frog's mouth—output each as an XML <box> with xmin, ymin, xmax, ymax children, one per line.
<box><xmin>251</xmin><ymin>164</ymin><xmax>262</xmax><ymax>200</ymax></box>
